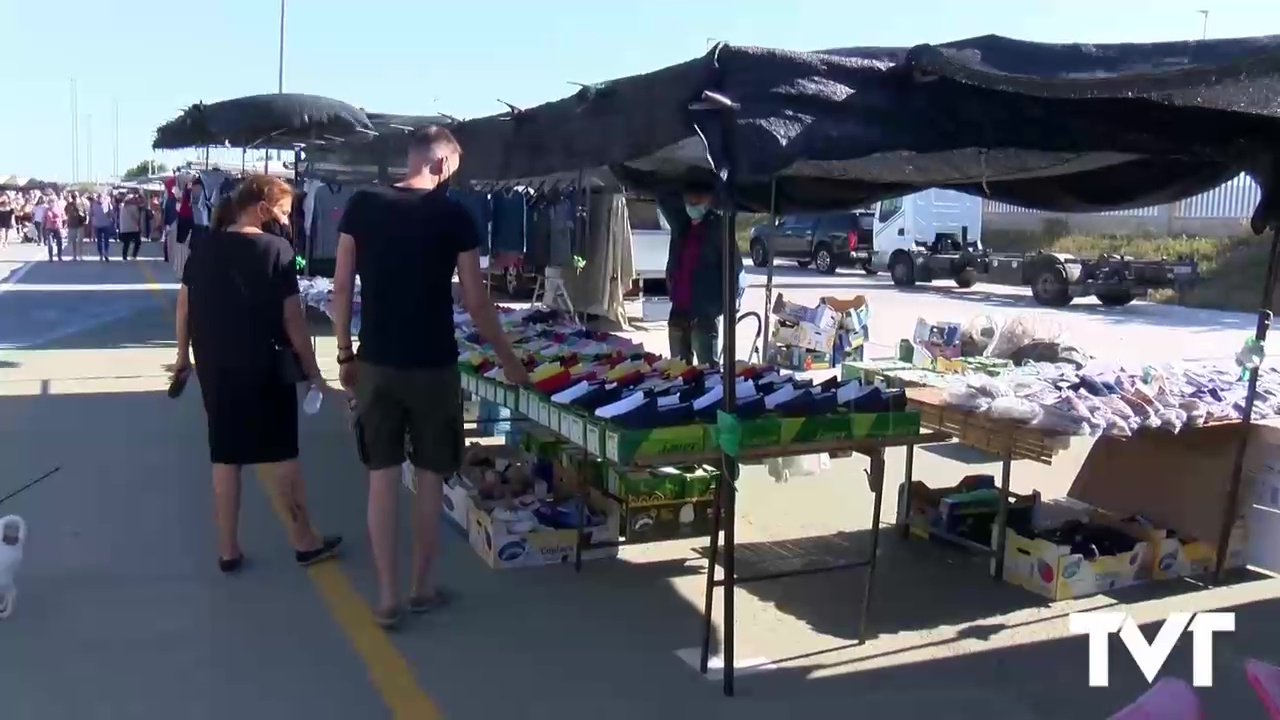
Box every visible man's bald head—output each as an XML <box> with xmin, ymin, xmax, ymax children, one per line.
<box><xmin>407</xmin><ymin>125</ymin><xmax>462</xmax><ymax>181</ymax></box>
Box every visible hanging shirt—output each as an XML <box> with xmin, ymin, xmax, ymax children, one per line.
<box><xmin>178</xmin><ymin>188</ymin><xmax>193</xmax><ymax>220</ymax></box>
<box><xmin>309</xmin><ymin>183</ymin><xmax>359</xmax><ymax>258</ymax></box>
<box><xmin>670</xmin><ymin>221</ymin><xmax>705</xmax><ymax>313</ymax></box>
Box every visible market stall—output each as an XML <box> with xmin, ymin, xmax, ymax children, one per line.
<box><xmin>446</xmin><ymin>32</ymin><xmax>1280</xmax><ymax>696</ymax></box>
<box><xmin>159</xmin><ymin>33</ymin><xmax>1280</xmax><ymax>698</ymax></box>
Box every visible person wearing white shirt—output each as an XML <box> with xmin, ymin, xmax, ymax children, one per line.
<box><xmin>31</xmin><ymin>198</ymin><xmax>48</xmax><ymax>245</ymax></box>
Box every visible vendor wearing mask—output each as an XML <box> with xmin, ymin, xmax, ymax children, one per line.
<box><xmin>661</xmin><ymin>178</ymin><xmax>743</xmax><ymax>366</ymax></box>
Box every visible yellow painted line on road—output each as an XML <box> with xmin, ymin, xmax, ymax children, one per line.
<box><xmin>139</xmin><ymin>260</ymin><xmax>443</xmax><ymax>720</ymax></box>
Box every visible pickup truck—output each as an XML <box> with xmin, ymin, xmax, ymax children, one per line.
<box><xmin>748</xmin><ymin>211</ymin><xmax>874</xmax><ymax>274</ymax></box>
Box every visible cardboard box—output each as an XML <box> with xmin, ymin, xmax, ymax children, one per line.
<box><xmin>619</xmin><ymin>497</ymin><xmax>721</xmax><ymax>544</ymax></box>
<box><xmin>772</xmin><ymin>294</ymin><xmax>840</xmax><ymax>330</ymax></box>
<box><xmin>466</xmin><ymin>494</ymin><xmax>619</xmax><ymax>570</ymax></box>
<box><xmin>706</xmin><ymin>411</ymin><xmax>922</xmax><ymax>454</ymax></box>
<box><xmin>603</xmin><ymin>424</ymin><xmax>706</xmax><ymax>466</ymax></box>
<box><xmin>995</xmin><ymin>511</ymin><xmax>1154</xmax><ymax>601</ymax></box>
<box><xmin>1068</xmin><ymin>424</ymin><xmax>1280</xmax><ymax>577</ymax></box>
<box><xmin>1145</xmin><ymin>520</ymin><xmax>1248</xmax><ymax>580</ymax></box>
<box><xmin>441</xmin><ymin>474</ymin><xmax>474</xmax><ymax>530</ymax></box>
<box><xmin>772</xmin><ymin>322</ymin><xmax>836</xmax><ymax>352</ymax></box>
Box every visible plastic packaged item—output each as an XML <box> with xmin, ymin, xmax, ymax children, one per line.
<box><xmin>1156</xmin><ymin>408</ymin><xmax>1187</xmax><ymax>434</ymax></box>
<box><xmin>943</xmin><ymin>381</ymin><xmax>991</xmax><ymax>411</ymax></box>
<box><xmin>1103</xmin><ymin>416</ymin><xmax>1133</xmax><ymax>437</ymax></box>
<box><xmin>1179</xmin><ymin>399</ymin><xmax>1208</xmax><ymax>426</ymax></box>
<box><xmin>986</xmin><ymin>396</ymin><xmax>1043</xmax><ymax>424</ymax></box>
<box><xmin>1030</xmin><ymin>404</ymin><xmax>1091</xmax><ymax>435</ymax></box>
<box><xmin>303</xmin><ymin>384</ymin><xmax>323</xmax><ymax>415</ymax></box>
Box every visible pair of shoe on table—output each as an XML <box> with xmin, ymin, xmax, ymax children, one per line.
<box><xmin>549</xmin><ymin>371</ymin><xmax>908</xmax><ymax>430</ymax></box>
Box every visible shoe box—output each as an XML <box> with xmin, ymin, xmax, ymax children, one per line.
<box><xmin>465</xmin><ymin>491</ymin><xmax>620</xmax><ymax>570</ymax></box>
<box><xmin>707</xmin><ymin>411</ymin><xmax>922</xmax><ymax>457</ymax></box>
<box><xmin>905</xmin><ymin>477</ymin><xmax>1038</xmax><ymax>548</ymax></box>
<box><xmin>1130</xmin><ymin>518</ymin><xmax>1248</xmax><ymax>581</ymax></box>
<box><xmin>442</xmin><ymin>474</ymin><xmax>474</xmax><ymax>531</ymax></box>
<box><xmin>994</xmin><ymin>501</ymin><xmax>1155</xmax><ymax>601</ymax></box>
<box><xmin>604</xmin><ymin>465</ymin><xmax>723</xmax><ymax>544</ymax></box>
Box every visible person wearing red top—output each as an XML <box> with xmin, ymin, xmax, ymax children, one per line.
<box><xmin>662</xmin><ymin>178</ymin><xmax>742</xmax><ymax>365</ymax></box>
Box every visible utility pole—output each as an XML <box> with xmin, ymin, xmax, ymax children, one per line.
<box><xmin>278</xmin><ymin>0</ymin><xmax>286</xmax><ymax>93</ymax></box>
<box><xmin>276</xmin><ymin>0</ymin><xmax>286</xmax><ymax>166</ymax></box>
<box><xmin>1197</xmin><ymin>10</ymin><xmax>1209</xmax><ymax>40</ymax></box>
<box><xmin>70</xmin><ymin>79</ymin><xmax>79</xmax><ymax>182</ymax></box>
<box><xmin>86</xmin><ymin>115</ymin><xmax>94</xmax><ymax>183</ymax></box>
<box><xmin>112</xmin><ymin>99</ymin><xmax>120</xmax><ymax>179</ymax></box>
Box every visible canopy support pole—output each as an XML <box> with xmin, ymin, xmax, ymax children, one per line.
<box><xmin>761</xmin><ymin>177</ymin><xmax>778</xmax><ymax>355</ymax></box>
<box><xmin>1213</xmin><ymin>224</ymin><xmax>1280</xmax><ymax>582</ymax></box>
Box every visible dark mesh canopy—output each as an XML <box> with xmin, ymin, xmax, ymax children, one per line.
<box><xmin>152</xmin><ymin>94</ymin><xmax>375</xmax><ymax>151</ymax></box>
<box><xmin>450</xmin><ymin>35</ymin><xmax>1280</xmax><ymax>224</ymax></box>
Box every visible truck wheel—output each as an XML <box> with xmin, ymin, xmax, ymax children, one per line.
<box><xmin>861</xmin><ymin>261</ymin><xmax>879</xmax><ymax>275</ymax></box>
<box><xmin>812</xmin><ymin>244</ymin><xmax>836</xmax><ymax>275</ymax></box>
<box><xmin>503</xmin><ymin>267</ymin><xmax>529</xmax><ymax>298</ymax></box>
<box><xmin>1031</xmin><ymin>264</ymin><xmax>1073</xmax><ymax>307</ymax></box>
<box><xmin>954</xmin><ymin>268</ymin><xmax>978</xmax><ymax>289</ymax></box>
<box><xmin>889</xmin><ymin>253</ymin><xmax>916</xmax><ymax>287</ymax></box>
<box><xmin>749</xmin><ymin>239</ymin><xmax>769</xmax><ymax>267</ymax></box>
<box><xmin>1096</xmin><ymin>289</ymin><xmax>1135</xmax><ymax>307</ymax></box>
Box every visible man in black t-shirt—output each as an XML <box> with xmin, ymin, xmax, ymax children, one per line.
<box><xmin>331</xmin><ymin>125</ymin><xmax>528</xmax><ymax>627</ymax></box>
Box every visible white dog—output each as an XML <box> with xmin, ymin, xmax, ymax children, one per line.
<box><xmin>0</xmin><ymin>515</ymin><xmax>27</xmax><ymax>619</ymax></box>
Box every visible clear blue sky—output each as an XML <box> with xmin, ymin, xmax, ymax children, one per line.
<box><xmin>5</xmin><ymin>0</ymin><xmax>1277</xmax><ymax>181</ymax></box>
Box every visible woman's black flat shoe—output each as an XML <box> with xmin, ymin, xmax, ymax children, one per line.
<box><xmin>296</xmin><ymin>535</ymin><xmax>343</xmax><ymax>567</ymax></box>
<box><xmin>218</xmin><ymin>555</ymin><xmax>244</xmax><ymax>574</ymax></box>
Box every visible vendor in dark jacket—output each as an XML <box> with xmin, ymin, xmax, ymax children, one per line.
<box><xmin>660</xmin><ymin>179</ymin><xmax>743</xmax><ymax>366</ymax></box>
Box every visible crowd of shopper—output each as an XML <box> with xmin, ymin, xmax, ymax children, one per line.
<box><xmin>0</xmin><ymin>187</ymin><xmax>164</xmax><ymax>261</ymax></box>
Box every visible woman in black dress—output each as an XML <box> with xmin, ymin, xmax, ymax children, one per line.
<box><xmin>173</xmin><ymin>175</ymin><xmax>341</xmax><ymax>573</ymax></box>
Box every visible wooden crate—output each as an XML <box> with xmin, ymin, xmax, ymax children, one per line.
<box><xmin>907</xmin><ymin>388</ymin><xmax>1063</xmax><ymax>465</ymax></box>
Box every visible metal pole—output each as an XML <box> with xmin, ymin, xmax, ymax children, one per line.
<box><xmin>762</xmin><ymin>178</ymin><xmax>778</xmax><ymax>357</ymax></box>
<box><xmin>70</xmin><ymin>79</ymin><xmax>78</xmax><ymax>182</ymax></box>
<box><xmin>1213</xmin><ymin>225</ymin><xmax>1280</xmax><ymax>582</ymax></box>
<box><xmin>112</xmin><ymin>99</ymin><xmax>119</xmax><ymax>179</ymax></box>
<box><xmin>278</xmin><ymin>0</ymin><xmax>286</xmax><ymax>93</ymax></box>
<box><xmin>86</xmin><ymin>115</ymin><xmax>93</xmax><ymax>182</ymax></box>
<box><xmin>1197</xmin><ymin>10</ymin><xmax>1209</xmax><ymax>40</ymax></box>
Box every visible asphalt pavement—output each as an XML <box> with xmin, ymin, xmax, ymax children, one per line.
<box><xmin>0</xmin><ymin>240</ymin><xmax>1278</xmax><ymax>719</ymax></box>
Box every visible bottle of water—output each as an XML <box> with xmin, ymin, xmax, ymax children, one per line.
<box><xmin>303</xmin><ymin>384</ymin><xmax>323</xmax><ymax>415</ymax></box>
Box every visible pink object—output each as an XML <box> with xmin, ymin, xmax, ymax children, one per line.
<box><xmin>1246</xmin><ymin>658</ymin><xmax>1280</xmax><ymax>719</ymax></box>
<box><xmin>1109</xmin><ymin>677</ymin><xmax>1202</xmax><ymax>720</ymax></box>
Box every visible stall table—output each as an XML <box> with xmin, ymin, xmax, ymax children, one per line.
<box><xmin>901</xmin><ymin>387</ymin><xmax>1072</xmax><ymax>579</ymax></box>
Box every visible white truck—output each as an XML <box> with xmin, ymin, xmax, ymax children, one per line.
<box><xmin>749</xmin><ymin>188</ymin><xmax>984</xmax><ymax>284</ymax></box>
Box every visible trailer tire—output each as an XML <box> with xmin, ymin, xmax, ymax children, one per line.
<box><xmin>1096</xmin><ymin>289</ymin><xmax>1135</xmax><ymax>307</ymax></box>
<box><xmin>749</xmin><ymin>239</ymin><xmax>770</xmax><ymax>268</ymax></box>
<box><xmin>954</xmin><ymin>268</ymin><xmax>978</xmax><ymax>289</ymax></box>
<box><xmin>503</xmin><ymin>266</ymin><xmax>532</xmax><ymax>299</ymax></box>
<box><xmin>861</xmin><ymin>261</ymin><xmax>879</xmax><ymax>276</ymax></box>
<box><xmin>812</xmin><ymin>244</ymin><xmax>836</xmax><ymax>275</ymax></box>
<box><xmin>889</xmin><ymin>252</ymin><xmax>916</xmax><ymax>287</ymax></box>
<box><xmin>1031</xmin><ymin>263</ymin><xmax>1073</xmax><ymax>307</ymax></box>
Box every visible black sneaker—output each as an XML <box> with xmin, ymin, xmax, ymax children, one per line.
<box><xmin>296</xmin><ymin>535</ymin><xmax>343</xmax><ymax>566</ymax></box>
<box><xmin>218</xmin><ymin>555</ymin><xmax>244</xmax><ymax>574</ymax></box>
